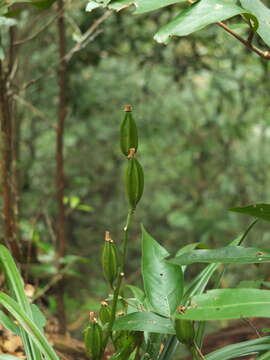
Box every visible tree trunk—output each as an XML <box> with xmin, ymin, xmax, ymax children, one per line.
<box><xmin>0</xmin><ymin>45</ymin><xmax>21</xmax><ymax>260</ymax></box>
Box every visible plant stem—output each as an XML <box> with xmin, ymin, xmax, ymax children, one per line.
<box><xmin>102</xmin><ymin>209</ymin><xmax>134</xmax><ymax>355</ymax></box>
<box><xmin>217</xmin><ymin>22</ymin><xmax>270</xmax><ymax>60</ymax></box>
<box><xmin>158</xmin><ymin>335</ymin><xmax>178</xmax><ymax>360</ymax></box>
<box><xmin>192</xmin><ymin>342</ymin><xmax>206</xmax><ymax>360</ymax></box>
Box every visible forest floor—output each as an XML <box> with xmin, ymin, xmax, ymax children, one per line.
<box><xmin>1</xmin><ymin>318</ymin><xmax>270</xmax><ymax>359</ymax></box>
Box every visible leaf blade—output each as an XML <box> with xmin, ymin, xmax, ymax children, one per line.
<box><xmin>240</xmin><ymin>0</ymin><xmax>270</xmax><ymax>47</ymax></box>
<box><xmin>168</xmin><ymin>246</ymin><xmax>270</xmax><ymax>266</ymax></box>
<box><xmin>230</xmin><ymin>203</ymin><xmax>270</xmax><ymax>222</ymax></box>
<box><xmin>141</xmin><ymin>226</ymin><xmax>183</xmax><ymax>317</ymax></box>
<box><xmin>177</xmin><ymin>289</ymin><xmax>270</xmax><ymax>321</ymax></box>
<box><xmin>113</xmin><ymin>312</ymin><xmax>175</xmax><ymax>334</ymax></box>
<box><xmin>154</xmin><ymin>0</ymin><xmax>247</xmax><ymax>43</ymax></box>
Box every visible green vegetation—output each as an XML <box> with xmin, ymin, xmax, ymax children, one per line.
<box><xmin>0</xmin><ymin>0</ymin><xmax>270</xmax><ymax>359</ymax></box>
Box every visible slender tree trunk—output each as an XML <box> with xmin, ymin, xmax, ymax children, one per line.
<box><xmin>0</xmin><ymin>56</ymin><xmax>21</xmax><ymax>259</ymax></box>
<box><xmin>9</xmin><ymin>27</ymin><xmax>21</xmax><ymax>250</ymax></box>
<box><xmin>56</xmin><ymin>0</ymin><xmax>67</xmax><ymax>334</ymax></box>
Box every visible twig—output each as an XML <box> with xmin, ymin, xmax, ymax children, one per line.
<box><xmin>13</xmin><ymin>94</ymin><xmax>56</xmax><ymax>128</ymax></box>
<box><xmin>14</xmin><ymin>12</ymin><xmax>61</xmax><ymax>46</ymax></box>
<box><xmin>193</xmin><ymin>341</ymin><xmax>206</xmax><ymax>360</ymax></box>
<box><xmin>32</xmin><ymin>272</ymin><xmax>63</xmax><ymax>301</ymax></box>
<box><xmin>21</xmin><ymin>11</ymin><xmax>112</xmax><ymax>91</ymax></box>
<box><xmin>242</xmin><ymin>318</ymin><xmax>261</xmax><ymax>338</ymax></box>
<box><xmin>43</xmin><ymin>211</ymin><xmax>57</xmax><ymax>245</ymax></box>
<box><xmin>217</xmin><ymin>22</ymin><xmax>270</xmax><ymax>60</ymax></box>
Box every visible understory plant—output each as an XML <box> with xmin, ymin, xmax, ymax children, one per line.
<box><xmin>1</xmin><ymin>106</ymin><xmax>270</xmax><ymax>359</ymax></box>
<box><xmin>83</xmin><ymin>106</ymin><xmax>270</xmax><ymax>360</ymax></box>
<box><xmin>0</xmin><ymin>244</ymin><xmax>59</xmax><ymax>360</ymax></box>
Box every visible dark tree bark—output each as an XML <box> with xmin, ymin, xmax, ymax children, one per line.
<box><xmin>0</xmin><ymin>35</ymin><xmax>21</xmax><ymax>260</ymax></box>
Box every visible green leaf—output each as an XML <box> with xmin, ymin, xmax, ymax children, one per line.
<box><xmin>86</xmin><ymin>1</ymin><xmax>102</xmax><ymax>12</ymax></box>
<box><xmin>77</xmin><ymin>204</ymin><xmax>93</xmax><ymax>212</ymax></box>
<box><xmin>242</xmin><ymin>13</ymin><xmax>259</xmax><ymax>33</ymax></box>
<box><xmin>86</xmin><ymin>0</ymin><xmax>186</xmax><ymax>14</ymax></box>
<box><xmin>0</xmin><ymin>292</ymin><xmax>59</xmax><ymax>360</ymax></box>
<box><xmin>113</xmin><ymin>312</ymin><xmax>175</xmax><ymax>334</ymax></box>
<box><xmin>183</xmin><ymin>263</ymin><xmax>220</xmax><ymax>303</ymax></box>
<box><xmin>240</xmin><ymin>0</ymin><xmax>270</xmax><ymax>47</ymax></box>
<box><xmin>237</xmin><ymin>280</ymin><xmax>263</xmax><ymax>289</ymax></box>
<box><xmin>154</xmin><ymin>0</ymin><xmax>247</xmax><ymax>43</ymax></box>
<box><xmin>125</xmin><ymin>284</ymin><xmax>145</xmax><ymax>303</ymax></box>
<box><xmin>175</xmin><ymin>242</ymin><xmax>205</xmax><ymax>273</ymax></box>
<box><xmin>0</xmin><ymin>245</ymin><xmax>44</xmax><ymax>359</ymax></box>
<box><xmin>0</xmin><ymin>310</ymin><xmax>20</xmax><ymax>335</ymax></box>
<box><xmin>257</xmin><ymin>349</ymin><xmax>270</xmax><ymax>360</ymax></box>
<box><xmin>0</xmin><ymin>356</ymin><xmax>23</xmax><ymax>360</ymax></box>
<box><xmin>0</xmin><ymin>245</ymin><xmax>32</xmax><ymax>315</ymax></box>
<box><xmin>205</xmin><ymin>336</ymin><xmax>270</xmax><ymax>360</ymax></box>
<box><xmin>230</xmin><ymin>203</ymin><xmax>270</xmax><ymax>222</ymax></box>
<box><xmin>177</xmin><ymin>289</ymin><xmax>270</xmax><ymax>321</ymax></box>
<box><xmin>0</xmin><ymin>16</ymin><xmax>17</xmax><ymax>27</ymax></box>
<box><xmin>168</xmin><ymin>246</ymin><xmax>270</xmax><ymax>266</ymax></box>
<box><xmin>111</xmin><ymin>0</ymin><xmax>186</xmax><ymax>14</ymax></box>
<box><xmin>31</xmin><ymin>304</ymin><xmax>47</xmax><ymax>331</ymax></box>
<box><xmin>31</xmin><ymin>0</ymin><xmax>57</xmax><ymax>10</ymax></box>
<box><xmin>183</xmin><ymin>223</ymin><xmax>258</xmax><ymax>303</ymax></box>
<box><xmin>175</xmin><ymin>242</ymin><xmax>202</xmax><ymax>257</ymax></box>
<box><xmin>141</xmin><ymin>226</ymin><xmax>183</xmax><ymax>317</ymax></box>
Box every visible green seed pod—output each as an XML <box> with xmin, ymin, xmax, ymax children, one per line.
<box><xmin>174</xmin><ymin>319</ymin><xmax>195</xmax><ymax>345</ymax></box>
<box><xmin>99</xmin><ymin>301</ymin><xmax>111</xmax><ymax>324</ymax></box>
<box><xmin>120</xmin><ymin>105</ymin><xmax>138</xmax><ymax>156</ymax></box>
<box><xmin>84</xmin><ymin>312</ymin><xmax>103</xmax><ymax>360</ymax></box>
<box><xmin>125</xmin><ymin>157</ymin><xmax>144</xmax><ymax>210</ymax></box>
<box><xmin>101</xmin><ymin>232</ymin><xmax>119</xmax><ymax>287</ymax></box>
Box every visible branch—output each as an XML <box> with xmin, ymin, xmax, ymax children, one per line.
<box><xmin>217</xmin><ymin>21</ymin><xmax>270</xmax><ymax>60</ymax></box>
<box><xmin>13</xmin><ymin>94</ymin><xmax>56</xmax><ymax>128</ymax></box>
<box><xmin>14</xmin><ymin>12</ymin><xmax>61</xmax><ymax>46</ymax></box>
<box><xmin>21</xmin><ymin>11</ymin><xmax>112</xmax><ymax>91</ymax></box>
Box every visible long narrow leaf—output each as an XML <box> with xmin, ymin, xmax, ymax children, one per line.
<box><xmin>0</xmin><ymin>245</ymin><xmax>43</xmax><ymax>359</ymax></box>
<box><xmin>205</xmin><ymin>336</ymin><xmax>270</xmax><ymax>360</ymax></box>
<box><xmin>177</xmin><ymin>289</ymin><xmax>270</xmax><ymax>321</ymax></box>
<box><xmin>0</xmin><ymin>245</ymin><xmax>31</xmax><ymax>313</ymax></box>
<box><xmin>257</xmin><ymin>349</ymin><xmax>270</xmax><ymax>360</ymax></box>
<box><xmin>168</xmin><ymin>246</ymin><xmax>270</xmax><ymax>266</ymax></box>
<box><xmin>0</xmin><ymin>292</ymin><xmax>59</xmax><ymax>360</ymax></box>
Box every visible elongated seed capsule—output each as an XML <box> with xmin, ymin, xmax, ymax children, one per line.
<box><xmin>99</xmin><ymin>301</ymin><xmax>111</xmax><ymax>324</ymax></box>
<box><xmin>120</xmin><ymin>105</ymin><xmax>138</xmax><ymax>156</ymax></box>
<box><xmin>125</xmin><ymin>152</ymin><xmax>144</xmax><ymax>210</ymax></box>
<box><xmin>174</xmin><ymin>319</ymin><xmax>195</xmax><ymax>345</ymax></box>
<box><xmin>84</xmin><ymin>312</ymin><xmax>103</xmax><ymax>360</ymax></box>
<box><xmin>101</xmin><ymin>231</ymin><xmax>119</xmax><ymax>287</ymax></box>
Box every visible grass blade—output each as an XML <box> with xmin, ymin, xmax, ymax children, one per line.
<box><xmin>0</xmin><ymin>292</ymin><xmax>59</xmax><ymax>360</ymax></box>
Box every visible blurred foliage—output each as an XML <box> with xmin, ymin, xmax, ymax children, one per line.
<box><xmin>1</xmin><ymin>1</ymin><xmax>270</xmax><ymax>324</ymax></box>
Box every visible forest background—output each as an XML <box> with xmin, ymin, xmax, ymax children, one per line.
<box><xmin>1</xmin><ymin>0</ymin><xmax>270</xmax><ymax>342</ymax></box>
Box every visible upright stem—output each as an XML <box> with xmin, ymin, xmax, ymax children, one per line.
<box><xmin>56</xmin><ymin>0</ymin><xmax>67</xmax><ymax>334</ymax></box>
<box><xmin>102</xmin><ymin>209</ymin><xmax>134</xmax><ymax>355</ymax></box>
